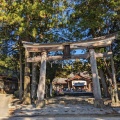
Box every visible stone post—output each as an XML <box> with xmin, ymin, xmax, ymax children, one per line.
<box><xmin>31</xmin><ymin>58</ymin><xmax>37</xmax><ymax>103</ymax></box>
<box><xmin>89</xmin><ymin>49</ymin><xmax>103</xmax><ymax>107</ymax></box>
<box><xmin>50</xmin><ymin>82</ymin><xmax>53</xmax><ymax>97</ymax></box>
<box><xmin>37</xmin><ymin>51</ymin><xmax>47</xmax><ymax>107</ymax></box>
<box><xmin>23</xmin><ymin>49</ymin><xmax>31</xmax><ymax>104</ymax></box>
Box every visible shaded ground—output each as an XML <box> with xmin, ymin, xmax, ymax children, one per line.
<box><xmin>1</xmin><ymin>95</ymin><xmax>120</xmax><ymax>120</ymax></box>
<box><xmin>62</xmin><ymin>92</ymin><xmax>93</xmax><ymax>96</ymax></box>
<box><xmin>0</xmin><ymin>94</ymin><xmax>12</xmax><ymax>117</ymax></box>
<box><xmin>3</xmin><ymin>115</ymin><xmax>120</xmax><ymax>120</ymax></box>
<box><xmin>8</xmin><ymin>96</ymin><xmax>120</xmax><ymax>117</ymax></box>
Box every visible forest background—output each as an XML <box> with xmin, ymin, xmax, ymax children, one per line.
<box><xmin>0</xmin><ymin>0</ymin><xmax>120</xmax><ymax>98</ymax></box>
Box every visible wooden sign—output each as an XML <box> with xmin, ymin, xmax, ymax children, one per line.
<box><xmin>63</xmin><ymin>45</ymin><xmax>71</xmax><ymax>59</ymax></box>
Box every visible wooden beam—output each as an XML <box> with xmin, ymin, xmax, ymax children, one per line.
<box><xmin>22</xmin><ymin>33</ymin><xmax>116</xmax><ymax>52</ymax></box>
<box><xmin>71</xmin><ymin>36</ymin><xmax>115</xmax><ymax>49</ymax></box>
<box><xmin>95</xmin><ymin>52</ymin><xmax>112</xmax><ymax>57</ymax></box>
<box><xmin>27</xmin><ymin>54</ymin><xmax>89</xmax><ymax>62</ymax></box>
<box><xmin>27</xmin><ymin>55</ymin><xmax>63</xmax><ymax>62</ymax></box>
<box><xmin>26</xmin><ymin>46</ymin><xmax>64</xmax><ymax>52</ymax></box>
<box><xmin>26</xmin><ymin>52</ymin><xmax>112</xmax><ymax>62</ymax></box>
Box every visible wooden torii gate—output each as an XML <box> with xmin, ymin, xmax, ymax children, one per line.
<box><xmin>22</xmin><ymin>33</ymin><xmax>119</xmax><ymax>107</ymax></box>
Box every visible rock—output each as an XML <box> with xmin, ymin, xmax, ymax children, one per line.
<box><xmin>59</xmin><ymin>100</ymin><xmax>65</xmax><ymax>104</ymax></box>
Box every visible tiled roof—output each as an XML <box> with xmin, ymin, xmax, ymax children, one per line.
<box><xmin>65</xmin><ymin>73</ymin><xmax>91</xmax><ymax>82</ymax></box>
<box><xmin>52</xmin><ymin>78</ymin><xmax>67</xmax><ymax>84</ymax></box>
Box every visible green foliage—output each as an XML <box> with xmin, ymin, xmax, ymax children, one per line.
<box><xmin>53</xmin><ymin>59</ymin><xmax>90</xmax><ymax>78</ymax></box>
<box><xmin>46</xmin><ymin>62</ymin><xmax>60</xmax><ymax>82</ymax></box>
<box><xmin>0</xmin><ymin>0</ymin><xmax>67</xmax><ymax>77</ymax></box>
<box><xmin>70</xmin><ymin>0</ymin><xmax>120</xmax><ymax>37</ymax></box>
<box><xmin>0</xmin><ymin>55</ymin><xmax>19</xmax><ymax>77</ymax></box>
<box><xmin>0</xmin><ymin>0</ymin><xmax>120</xmax><ymax>80</ymax></box>
<box><xmin>0</xmin><ymin>0</ymin><xmax>67</xmax><ymax>42</ymax></box>
<box><xmin>113</xmin><ymin>31</ymin><xmax>120</xmax><ymax>76</ymax></box>
<box><xmin>68</xmin><ymin>0</ymin><xmax>120</xmax><ymax>78</ymax></box>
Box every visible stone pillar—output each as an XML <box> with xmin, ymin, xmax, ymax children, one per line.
<box><xmin>89</xmin><ymin>49</ymin><xmax>103</xmax><ymax>107</ymax></box>
<box><xmin>37</xmin><ymin>51</ymin><xmax>47</xmax><ymax>102</ymax></box>
<box><xmin>23</xmin><ymin>49</ymin><xmax>31</xmax><ymax>104</ymax></box>
<box><xmin>50</xmin><ymin>82</ymin><xmax>53</xmax><ymax>97</ymax></box>
<box><xmin>110</xmin><ymin>55</ymin><xmax>119</xmax><ymax>104</ymax></box>
<box><xmin>31</xmin><ymin>60</ymin><xmax>37</xmax><ymax>103</ymax></box>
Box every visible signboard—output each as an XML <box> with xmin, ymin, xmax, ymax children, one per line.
<box><xmin>72</xmin><ymin>80</ymin><xmax>87</xmax><ymax>87</ymax></box>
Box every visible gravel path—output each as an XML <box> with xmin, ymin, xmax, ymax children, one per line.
<box><xmin>13</xmin><ymin>104</ymin><xmax>115</xmax><ymax>116</ymax></box>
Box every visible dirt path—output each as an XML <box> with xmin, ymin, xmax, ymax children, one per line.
<box><xmin>0</xmin><ymin>94</ymin><xmax>12</xmax><ymax>117</ymax></box>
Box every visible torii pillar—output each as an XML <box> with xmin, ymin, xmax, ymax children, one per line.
<box><xmin>89</xmin><ymin>49</ymin><xmax>103</xmax><ymax>107</ymax></box>
<box><xmin>37</xmin><ymin>51</ymin><xmax>47</xmax><ymax>107</ymax></box>
<box><xmin>31</xmin><ymin>53</ymin><xmax>38</xmax><ymax>103</ymax></box>
<box><xmin>23</xmin><ymin>49</ymin><xmax>31</xmax><ymax>104</ymax></box>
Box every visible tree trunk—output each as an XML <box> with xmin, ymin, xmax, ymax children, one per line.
<box><xmin>45</xmin><ymin>85</ymin><xmax>48</xmax><ymax>98</ymax></box>
<box><xmin>19</xmin><ymin>47</ymin><xmax>23</xmax><ymax>100</ymax></box>
<box><xmin>31</xmin><ymin>61</ymin><xmax>37</xmax><ymax>103</ymax></box>
<box><xmin>103</xmin><ymin>58</ymin><xmax>113</xmax><ymax>79</ymax></box>
<box><xmin>89</xmin><ymin>49</ymin><xmax>101</xmax><ymax>99</ymax></box>
<box><xmin>98</xmin><ymin>69</ymin><xmax>108</xmax><ymax>97</ymax></box>
<box><xmin>37</xmin><ymin>51</ymin><xmax>47</xmax><ymax>101</ymax></box>
<box><xmin>110</xmin><ymin>56</ymin><xmax>119</xmax><ymax>103</ymax></box>
<box><xmin>23</xmin><ymin>50</ymin><xmax>31</xmax><ymax>104</ymax></box>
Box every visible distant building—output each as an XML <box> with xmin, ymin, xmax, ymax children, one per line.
<box><xmin>52</xmin><ymin>72</ymin><xmax>93</xmax><ymax>93</ymax></box>
<box><xmin>52</xmin><ymin>78</ymin><xmax>68</xmax><ymax>94</ymax></box>
<box><xmin>0</xmin><ymin>75</ymin><xmax>18</xmax><ymax>94</ymax></box>
<box><xmin>65</xmin><ymin>73</ymin><xmax>92</xmax><ymax>92</ymax></box>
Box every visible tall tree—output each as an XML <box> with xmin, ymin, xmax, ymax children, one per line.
<box><xmin>0</xmin><ymin>0</ymin><xmax>68</xmax><ymax>103</ymax></box>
